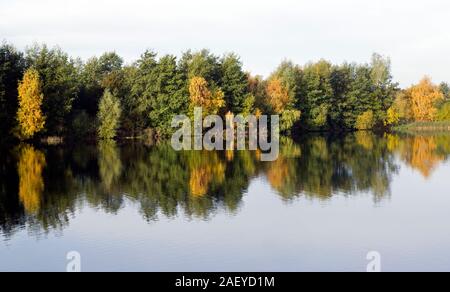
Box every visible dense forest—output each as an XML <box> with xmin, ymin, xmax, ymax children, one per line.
<box><xmin>1</xmin><ymin>42</ymin><xmax>450</xmax><ymax>142</ymax></box>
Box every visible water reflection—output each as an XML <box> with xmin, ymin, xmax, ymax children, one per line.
<box><xmin>1</xmin><ymin>133</ymin><xmax>450</xmax><ymax>239</ymax></box>
<box><xmin>17</xmin><ymin>144</ymin><xmax>46</xmax><ymax>215</ymax></box>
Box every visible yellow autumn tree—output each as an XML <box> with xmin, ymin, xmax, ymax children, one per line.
<box><xmin>409</xmin><ymin>77</ymin><xmax>444</xmax><ymax>121</ymax></box>
<box><xmin>385</xmin><ymin>106</ymin><xmax>400</xmax><ymax>126</ymax></box>
<box><xmin>266</xmin><ymin>77</ymin><xmax>290</xmax><ymax>114</ymax></box>
<box><xmin>16</xmin><ymin>69</ymin><xmax>46</xmax><ymax>140</ymax></box>
<box><xmin>189</xmin><ymin>77</ymin><xmax>225</xmax><ymax>116</ymax></box>
<box><xmin>355</xmin><ymin>110</ymin><xmax>375</xmax><ymax>130</ymax></box>
<box><xmin>17</xmin><ymin>144</ymin><xmax>46</xmax><ymax>214</ymax></box>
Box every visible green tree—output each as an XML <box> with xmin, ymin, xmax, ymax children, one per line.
<box><xmin>147</xmin><ymin>55</ymin><xmax>187</xmax><ymax>137</ymax></box>
<box><xmin>25</xmin><ymin>44</ymin><xmax>80</xmax><ymax>135</ymax></box>
<box><xmin>179</xmin><ymin>49</ymin><xmax>221</xmax><ymax>85</ymax></box>
<box><xmin>440</xmin><ymin>82</ymin><xmax>450</xmax><ymax>100</ymax></box>
<box><xmin>97</xmin><ymin>89</ymin><xmax>121</xmax><ymax>140</ymax></box>
<box><xmin>0</xmin><ymin>43</ymin><xmax>25</xmax><ymax>136</ymax></box>
<box><xmin>369</xmin><ymin>53</ymin><xmax>398</xmax><ymax>125</ymax></box>
<box><xmin>247</xmin><ymin>74</ymin><xmax>268</xmax><ymax>114</ymax></box>
<box><xmin>343</xmin><ymin>65</ymin><xmax>374</xmax><ymax>128</ymax></box>
<box><xmin>436</xmin><ymin>102</ymin><xmax>450</xmax><ymax>121</ymax></box>
<box><xmin>125</xmin><ymin>50</ymin><xmax>158</xmax><ymax>134</ymax></box>
<box><xmin>300</xmin><ymin>60</ymin><xmax>334</xmax><ymax>128</ymax></box>
<box><xmin>220</xmin><ymin>53</ymin><xmax>249</xmax><ymax>114</ymax></box>
<box><xmin>329</xmin><ymin>63</ymin><xmax>353</xmax><ymax>128</ymax></box>
<box><xmin>77</xmin><ymin>52</ymin><xmax>124</xmax><ymax>116</ymax></box>
<box><xmin>72</xmin><ymin>110</ymin><xmax>96</xmax><ymax>139</ymax></box>
<box><xmin>271</xmin><ymin>61</ymin><xmax>303</xmax><ymax>106</ymax></box>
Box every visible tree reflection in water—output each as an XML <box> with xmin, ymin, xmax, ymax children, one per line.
<box><xmin>1</xmin><ymin>133</ymin><xmax>450</xmax><ymax>238</ymax></box>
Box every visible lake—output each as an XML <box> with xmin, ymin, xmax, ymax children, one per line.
<box><xmin>1</xmin><ymin>132</ymin><xmax>450</xmax><ymax>272</ymax></box>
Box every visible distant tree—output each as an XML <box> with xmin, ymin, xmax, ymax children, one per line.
<box><xmin>220</xmin><ymin>53</ymin><xmax>249</xmax><ymax>114</ymax></box>
<box><xmin>440</xmin><ymin>82</ymin><xmax>450</xmax><ymax>100</ymax></box>
<box><xmin>391</xmin><ymin>91</ymin><xmax>414</xmax><ymax>123</ymax></box>
<box><xmin>25</xmin><ymin>44</ymin><xmax>80</xmax><ymax>135</ymax></box>
<box><xmin>266</xmin><ymin>78</ymin><xmax>291</xmax><ymax>114</ymax></box>
<box><xmin>240</xmin><ymin>93</ymin><xmax>255</xmax><ymax>116</ymax></box>
<box><xmin>355</xmin><ymin>110</ymin><xmax>375</xmax><ymax>130</ymax></box>
<box><xmin>247</xmin><ymin>74</ymin><xmax>268</xmax><ymax>114</ymax></box>
<box><xmin>271</xmin><ymin>61</ymin><xmax>303</xmax><ymax>104</ymax></box>
<box><xmin>126</xmin><ymin>50</ymin><xmax>158</xmax><ymax>134</ymax></box>
<box><xmin>408</xmin><ymin>77</ymin><xmax>444</xmax><ymax>121</ymax></box>
<box><xmin>266</xmin><ymin>77</ymin><xmax>301</xmax><ymax>132</ymax></box>
<box><xmin>77</xmin><ymin>52</ymin><xmax>124</xmax><ymax>116</ymax></box>
<box><xmin>385</xmin><ymin>106</ymin><xmax>400</xmax><ymax>126</ymax></box>
<box><xmin>300</xmin><ymin>60</ymin><xmax>334</xmax><ymax>128</ymax></box>
<box><xmin>370</xmin><ymin>53</ymin><xmax>392</xmax><ymax>86</ymax></box>
<box><xmin>16</xmin><ymin>69</ymin><xmax>46</xmax><ymax>140</ymax></box>
<box><xmin>369</xmin><ymin>53</ymin><xmax>398</xmax><ymax>124</ymax></box>
<box><xmin>436</xmin><ymin>102</ymin><xmax>450</xmax><ymax>121</ymax></box>
<box><xmin>179</xmin><ymin>50</ymin><xmax>221</xmax><ymax>85</ymax></box>
<box><xmin>147</xmin><ymin>55</ymin><xmax>187</xmax><ymax>137</ymax></box>
<box><xmin>329</xmin><ymin>63</ymin><xmax>353</xmax><ymax>128</ymax></box>
<box><xmin>343</xmin><ymin>65</ymin><xmax>374</xmax><ymax>128</ymax></box>
<box><xmin>72</xmin><ymin>110</ymin><xmax>96</xmax><ymax>139</ymax></box>
<box><xmin>280</xmin><ymin>110</ymin><xmax>302</xmax><ymax>133</ymax></box>
<box><xmin>310</xmin><ymin>104</ymin><xmax>330</xmax><ymax>128</ymax></box>
<box><xmin>189</xmin><ymin>76</ymin><xmax>225</xmax><ymax>116</ymax></box>
<box><xmin>97</xmin><ymin>89</ymin><xmax>121</xmax><ymax>140</ymax></box>
<box><xmin>0</xmin><ymin>43</ymin><xmax>25</xmax><ymax>136</ymax></box>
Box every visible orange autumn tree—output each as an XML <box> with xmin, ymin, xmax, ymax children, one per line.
<box><xmin>16</xmin><ymin>68</ymin><xmax>46</xmax><ymax>140</ymax></box>
<box><xmin>189</xmin><ymin>76</ymin><xmax>225</xmax><ymax>116</ymax></box>
<box><xmin>408</xmin><ymin>77</ymin><xmax>444</xmax><ymax>122</ymax></box>
<box><xmin>266</xmin><ymin>77</ymin><xmax>290</xmax><ymax>114</ymax></box>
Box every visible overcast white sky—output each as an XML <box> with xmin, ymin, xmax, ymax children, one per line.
<box><xmin>1</xmin><ymin>0</ymin><xmax>449</xmax><ymax>87</ymax></box>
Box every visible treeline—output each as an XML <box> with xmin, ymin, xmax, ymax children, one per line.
<box><xmin>1</xmin><ymin>42</ymin><xmax>450</xmax><ymax>141</ymax></box>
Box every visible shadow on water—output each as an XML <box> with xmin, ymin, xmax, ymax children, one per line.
<box><xmin>1</xmin><ymin>132</ymin><xmax>450</xmax><ymax>239</ymax></box>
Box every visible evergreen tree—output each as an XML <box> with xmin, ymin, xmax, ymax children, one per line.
<box><xmin>148</xmin><ymin>55</ymin><xmax>187</xmax><ymax>137</ymax></box>
<box><xmin>0</xmin><ymin>43</ymin><xmax>25</xmax><ymax>136</ymax></box>
<box><xmin>220</xmin><ymin>53</ymin><xmax>249</xmax><ymax>114</ymax></box>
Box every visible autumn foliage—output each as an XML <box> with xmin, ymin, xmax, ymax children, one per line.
<box><xmin>16</xmin><ymin>69</ymin><xmax>45</xmax><ymax>139</ymax></box>
<box><xmin>408</xmin><ymin>77</ymin><xmax>444</xmax><ymax>121</ymax></box>
<box><xmin>266</xmin><ymin>78</ymin><xmax>290</xmax><ymax>114</ymax></box>
<box><xmin>189</xmin><ymin>76</ymin><xmax>225</xmax><ymax>116</ymax></box>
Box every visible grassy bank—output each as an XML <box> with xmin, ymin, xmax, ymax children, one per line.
<box><xmin>394</xmin><ymin>121</ymin><xmax>450</xmax><ymax>134</ymax></box>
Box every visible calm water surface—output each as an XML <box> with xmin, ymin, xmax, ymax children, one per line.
<box><xmin>1</xmin><ymin>133</ymin><xmax>450</xmax><ymax>272</ymax></box>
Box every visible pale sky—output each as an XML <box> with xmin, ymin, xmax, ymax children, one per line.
<box><xmin>1</xmin><ymin>0</ymin><xmax>449</xmax><ymax>87</ymax></box>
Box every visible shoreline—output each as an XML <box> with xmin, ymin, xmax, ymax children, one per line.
<box><xmin>393</xmin><ymin>121</ymin><xmax>450</xmax><ymax>134</ymax></box>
